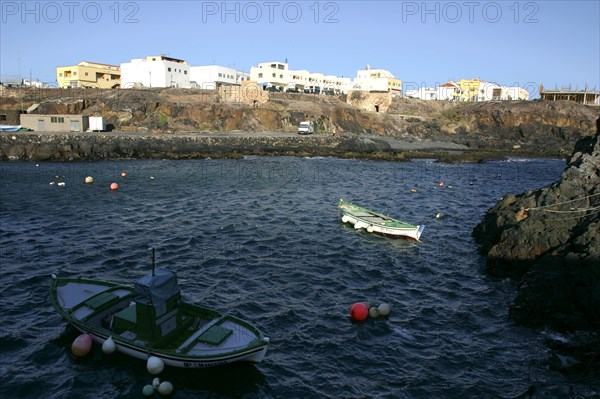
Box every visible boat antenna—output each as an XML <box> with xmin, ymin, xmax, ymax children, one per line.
<box><xmin>150</xmin><ymin>247</ymin><xmax>155</xmax><ymax>276</ymax></box>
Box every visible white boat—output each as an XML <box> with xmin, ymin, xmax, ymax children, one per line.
<box><xmin>0</xmin><ymin>125</ymin><xmax>21</xmax><ymax>132</ymax></box>
<box><xmin>339</xmin><ymin>199</ymin><xmax>424</xmax><ymax>241</ymax></box>
<box><xmin>50</xmin><ymin>249</ymin><xmax>269</xmax><ymax>369</ymax></box>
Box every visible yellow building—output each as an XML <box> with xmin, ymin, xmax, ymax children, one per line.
<box><xmin>56</xmin><ymin>61</ymin><xmax>121</xmax><ymax>89</ymax></box>
<box><xmin>455</xmin><ymin>78</ymin><xmax>484</xmax><ymax>101</ymax></box>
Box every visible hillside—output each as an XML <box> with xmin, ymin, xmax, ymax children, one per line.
<box><xmin>2</xmin><ymin>87</ymin><xmax>599</xmax><ymax>157</ymax></box>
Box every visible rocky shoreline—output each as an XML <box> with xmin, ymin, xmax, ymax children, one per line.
<box><xmin>473</xmin><ymin>117</ymin><xmax>600</xmax><ymax>380</ymax></box>
<box><xmin>0</xmin><ymin>130</ymin><xmax>508</xmax><ymax>162</ymax></box>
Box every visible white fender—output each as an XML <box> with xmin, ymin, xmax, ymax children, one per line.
<box><xmin>342</xmin><ymin>215</ymin><xmax>350</xmax><ymax>223</ymax></box>
<box><xmin>367</xmin><ymin>225</ymin><xmax>374</xmax><ymax>233</ymax></box>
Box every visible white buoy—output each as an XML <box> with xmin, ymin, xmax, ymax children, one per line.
<box><xmin>102</xmin><ymin>336</ymin><xmax>116</xmax><ymax>354</ymax></box>
<box><xmin>158</xmin><ymin>381</ymin><xmax>174</xmax><ymax>395</ymax></box>
<box><xmin>152</xmin><ymin>378</ymin><xmax>161</xmax><ymax>389</ymax></box>
<box><xmin>378</xmin><ymin>303</ymin><xmax>391</xmax><ymax>317</ymax></box>
<box><xmin>85</xmin><ymin>176</ymin><xmax>94</xmax><ymax>184</ymax></box>
<box><xmin>57</xmin><ymin>182</ymin><xmax>66</xmax><ymax>187</ymax></box>
<box><xmin>147</xmin><ymin>356</ymin><xmax>165</xmax><ymax>375</ymax></box>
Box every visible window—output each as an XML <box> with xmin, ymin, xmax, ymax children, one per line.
<box><xmin>85</xmin><ymin>72</ymin><xmax>89</xmax><ymax>76</ymax></box>
<box><xmin>0</xmin><ymin>115</ymin><xmax>6</xmax><ymax>121</ymax></box>
<box><xmin>168</xmin><ymin>67</ymin><xmax>172</xmax><ymax>72</ymax></box>
<box><xmin>272</xmin><ymin>73</ymin><xmax>276</xmax><ymax>78</ymax></box>
<box><xmin>184</xmin><ymin>71</ymin><xmax>187</xmax><ymax>75</ymax></box>
<box><xmin>218</xmin><ymin>73</ymin><xmax>222</xmax><ymax>77</ymax></box>
<box><xmin>50</xmin><ymin>117</ymin><xmax>65</xmax><ymax>123</ymax></box>
<box><xmin>278</xmin><ymin>64</ymin><xmax>284</xmax><ymax>70</ymax></box>
<box><xmin>280</xmin><ymin>74</ymin><xmax>283</xmax><ymax>78</ymax></box>
<box><xmin>59</xmin><ymin>73</ymin><xmax>63</xmax><ymax>77</ymax></box>
<box><xmin>73</xmin><ymin>72</ymin><xmax>77</xmax><ymax>75</ymax></box>
<box><xmin>258</xmin><ymin>73</ymin><xmax>263</xmax><ymax>78</ymax></box>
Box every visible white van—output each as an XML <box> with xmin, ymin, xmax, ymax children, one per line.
<box><xmin>298</xmin><ymin>121</ymin><xmax>315</xmax><ymax>135</ymax></box>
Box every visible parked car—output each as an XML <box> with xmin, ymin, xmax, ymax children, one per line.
<box><xmin>298</xmin><ymin>121</ymin><xmax>315</xmax><ymax>135</ymax></box>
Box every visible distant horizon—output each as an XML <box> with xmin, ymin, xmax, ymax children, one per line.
<box><xmin>1</xmin><ymin>1</ymin><xmax>598</xmax><ymax>95</ymax></box>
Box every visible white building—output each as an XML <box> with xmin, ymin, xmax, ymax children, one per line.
<box><xmin>352</xmin><ymin>65</ymin><xmax>402</xmax><ymax>94</ymax></box>
<box><xmin>249</xmin><ymin>62</ymin><xmax>351</xmax><ymax>93</ymax></box>
<box><xmin>121</xmin><ymin>56</ymin><xmax>190</xmax><ymax>89</ymax></box>
<box><xmin>405</xmin><ymin>87</ymin><xmax>438</xmax><ymax>100</ymax></box>
<box><xmin>190</xmin><ymin>66</ymin><xmax>250</xmax><ymax>89</ymax></box>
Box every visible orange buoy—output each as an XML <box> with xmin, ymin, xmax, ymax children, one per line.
<box><xmin>71</xmin><ymin>333</ymin><xmax>93</xmax><ymax>357</ymax></box>
<box><xmin>350</xmin><ymin>303</ymin><xmax>369</xmax><ymax>321</ymax></box>
<box><xmin>110</xmin><ymin>182</ymin><xmax>119</xmax><ymax>191</ymax></box>
<box><xmin>121</xmin><ymin>172</ymin><xmax>126</xmax><ymax>177</ymax></box>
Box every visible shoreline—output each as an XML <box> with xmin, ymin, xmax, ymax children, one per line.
<box><xmin>0</xmin><ymin>130</ymin><xmax>563</xmax><ymax>163</ymax></box>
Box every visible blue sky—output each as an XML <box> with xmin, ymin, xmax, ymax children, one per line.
<box><xmin>1</xmin><ymin>0</ymin><xmax>599</xmax><ymax>95</ymax></box>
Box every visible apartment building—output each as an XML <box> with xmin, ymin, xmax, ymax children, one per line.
<box><xmin>56</xmin><ymin>61</ymin><xmax>121</xmax><ymax>89</ymax></box>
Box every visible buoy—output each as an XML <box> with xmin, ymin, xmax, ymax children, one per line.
<box><xmin>71</xmin><ymin>333</ymin><xmax>93</xmax><ymax>357</ymax></box>
<box><xmin>369</xmin><ymin>307</ymin><xmax>380</xmax><ymax>318</ymax></box>
<box><xmin>84</xmin><ymin>176</ymin><xmax>93</xmax><ymax>184</ymax></box>
<box><xmin>49</xmin><ymin>182</ymin><xmax>55</xmax><ymax>185</ymax></box>
<box><xmin>102</xmin><ymin>336</ymin><xmax>116</xmax><ymax>354</ymax></box>
<box><xmin>378</xmin><ymin>303</ymin><xmax>391</xmax><ymax>317</ymax></box>
<box><xmin>121</xmin><ymin>172</ymin><xmax>126</xmax><ymax>177</ymax></box>
<box><xmin>436</xmin><ymin>213</ymin><xmax>441</xmax><ymax>219</ymax></box>
<box><xmin>142</xmin><ymin>385</ymin><xmax>155</xmax><ymax>397</ymax></box>
<box><xmin>438</xmin><ymin>182</ymin><xmax>444</xmax><ymax>187</ymax></box>
<box><xmin>152</xmin><ymin>378</ymin><xmax>161</xmax><ymax>389</ymax></box>
<box><xmin>410</xmin><ymin>189</ymin><xmax>417</xmax><ymax>193</ymax></box>
<box><xmin>57</xmin><ymin>182</ymin><xmax>66</xmax><ymax>187</ymax></box>
<box><xmin>350</xmin><ymin>303</ymin><xmax>369</xmax><ymax>321</ymax></box>
<box><xmin>341</xmin><ymin>215</ymin><xmax>350</xmax><ymax>223</ymax></box>
<box><xmin>150</xmin><ymin>176</ymin><xmax>155</xmax><ymax>180</ymax></box>
<box><xmin>147</xmin><ymin>356</ymin><xmax>165</xmax><ymax>375</ymax></box>
<box><xmin>158</xmin><ymin>381</ymin><xmax>174</xmax><ymax>395</ymax></box>
<box><xmin>110</xmin><ymin>182</ymin><xmax>119</xmax><ymax>191</ymax></box>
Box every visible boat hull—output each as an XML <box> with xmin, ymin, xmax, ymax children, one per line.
<box><xmin>76</xmin><ymin>327</ymin><xmax>268</xmax><ymax>368</ymax></box>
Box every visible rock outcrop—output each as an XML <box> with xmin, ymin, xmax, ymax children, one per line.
<box><xmin>473</xmin><ymin>118</ymin><xmax>600</xmax><ymax>331</ymax></box>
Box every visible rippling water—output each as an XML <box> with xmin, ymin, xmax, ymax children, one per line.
<box><xmin>0</xmin><ymin>156</ymin><xmax>595</xmax><ymax>398</ymax></box>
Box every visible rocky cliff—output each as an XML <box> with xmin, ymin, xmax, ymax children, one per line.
<box><xmin>473</xmin><ymin>118</ymin><xmax>600</xmax><ymax>331</ymax></box>
<box><xmin>2</xmin><ymin>87</ymin><xmax>599</xmax><ymax>157</ymax></box>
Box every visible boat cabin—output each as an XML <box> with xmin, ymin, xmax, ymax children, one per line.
<box><xmin>112</xmin><ymin>268</ymin><xmax>183</xmax><ymax>342</ymax></box>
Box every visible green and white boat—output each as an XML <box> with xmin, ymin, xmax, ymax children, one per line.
<box><xmin>50</xmin><ymin>250</ymin><xmax>269</xmax><ymax>369</ymax></box>
<box><xmin>339</xmin><ymin>199</ymin><xmax>424</xmax><ymax>241</ymax></box>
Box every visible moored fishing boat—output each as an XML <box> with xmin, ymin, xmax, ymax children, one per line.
<box><xmin>339</xmin><ymin>199</ymin><xmax>424</xmax><ymax>241</ymax></box>
<box><xmin>50</xmin><ymin>249</ymin><xmax>269</xmax><ymax>369</ymax></box>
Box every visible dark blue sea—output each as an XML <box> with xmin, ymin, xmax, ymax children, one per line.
<box><xmin>0</xmin><ymin>156</ymin><xmax>596</xmax><ymax>398</ymax></box>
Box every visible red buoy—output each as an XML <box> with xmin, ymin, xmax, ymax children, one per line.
<box><xmin>71</xmin><ymin>333</ymin><xmax>93</xmax><ymax>357</ymax></box>
<box><xmin>110</xmin><ymin>182</ymin><xmax>119</xmax><ymax>190</ymax></box>
<box><xmin>350</xmin><ymin>303</ymin><xmax>369</xmax><ymax>321</ymax></box>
